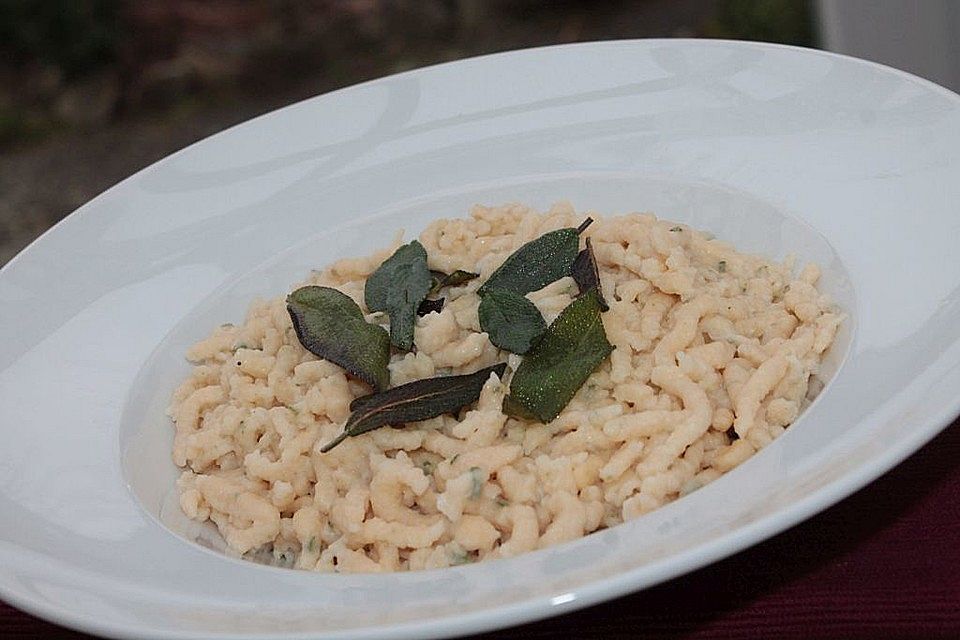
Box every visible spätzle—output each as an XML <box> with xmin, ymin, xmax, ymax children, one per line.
<box><xmin>170</xmin><ymin>202</ymin><xmax>841</xmax><ymax>572</ymax></box>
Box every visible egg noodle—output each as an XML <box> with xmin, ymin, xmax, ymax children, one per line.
<box><xmin>171</xmin><ymin>202</ymin><xmax>842</xmax><ymax>572</ymax></box>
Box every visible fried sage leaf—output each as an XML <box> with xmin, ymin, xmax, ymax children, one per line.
<box><xmin>430</xmin><ymin>269</ymin><xmax>479</xmax><ymax>295</ymax></box>
<box><xmin>364</xmin><ymin>240</ymin><xmax>432</xmax><ymax>350</ymax></box>
<box><xmin>478</xmin><ymin>288</ymin><xmax>546</xmax><ymax>354</ymax></box>
<box><xmin>321</xmin><ymin>362</ymin><xmax>507</xmax><ymax>452</ymax></box>
<box><xmin>477</xmin><ymin>218</ymin><xmax>592</xmax><ymax>297</ymax></box>
<box><xmin>418</xmin><ymin>270</ymin><xmax>479</xmax><ymax>316</ymax></box>
<box><xmin>417</xmin><ymin>297</ymin><xmax>445</xmax><ymax>316</ymax></box>
<box><xmin>571</xmin><ymin>236</ymin><xmax>609</xmax><ymax>311</ymax></box>
<box><xmin>287</xmin><ymin>286</ymin><xmax>390</xmax><ymax>391</ymax></box>
<box><xmin>503</xmin><ymin>289</ymin><xmax>613</xmax><ymax>423</ymax></box>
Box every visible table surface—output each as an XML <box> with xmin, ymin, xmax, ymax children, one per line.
<box><xmin>3</xmin><ymin>420</ymin><xmax>958</xmax><ymax>640</ymax></box>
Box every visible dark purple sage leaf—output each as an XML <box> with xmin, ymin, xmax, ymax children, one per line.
<box><xmin>503</xmin><ymin>289</ymin><xmax>613</xmax><ymax>423</ymax></box>
<box><xmin>571</xmin><ymin>236</ymin><xmax>609</xmax><ymax>311</ymax></box>
<box><xmin>364</xmin><ymin>240</ymin><xmax>432</xmax><ymax>351</ymax></box>
<box><xmin>321</xmin><ymin>363</ymin><xmax>507</xmax><ymax>452</ymax></box>
<box><xmin>417</xmin><ymin>297</ymin><xmax>445</xmax><ymax>316</ymax></box>
<box><xmin>478</xmin><ymin>288</ymin><xmax>546</xmax><ymax>354</ymax></box>
<box><xmin>287</xmin><ymin>286</ymin><xmax>390</xmax><ymax>391</ymax></box>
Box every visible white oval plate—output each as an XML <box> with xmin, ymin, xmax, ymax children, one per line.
<box><xmin>2</xmin><ymin>40</ymin><xmax>960</xmax><ymax>640</ymax></box>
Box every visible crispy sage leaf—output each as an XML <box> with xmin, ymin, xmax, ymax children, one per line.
<box><xmin>429</xmin><ymin>271</ymin><xmax>444</xmax><ymax>292</ymax></box>
<box><xmin>418</xmin><ymin>270</ymin><xmax>479</xmax><ymax>317</ymax></box>
<box><xmin>503</xmin><ymin>289</ymin><xmax>613</xmax><ymax>423</ymax></box>
<box><xmin>287</xmin><ymin>286</ymin><xmax>391</xmax><ymax>391</ymax></box>
<box><xmin>417</xmin><ymin>297</ymin><xmax>445</xmax><ymax>316</ymax></box>
<box><xmin>321</xmin><ymin>362</ymin><xmax>507</xmax><ymax>452</ymax></box>
<box><xmin>477</xmin><ymin>218</ymin><xmax>592</xmax><ymax>297</ymax></box>
<box><xmin>571</xmin><ymin>237</ymin><xmax>609</xmax><ymax>311</ymax></box>
<box><xmin>364</xmin><ymin>240</ymin><xmax>432</xmax><ymax>350</ymax></box>
<box><xmin>478</xmin><ymin>288</ymin><xmax>546</xmax><ymax>354</ymax></box>
<box><xmin>430</xmin><ymin>269</ymin><xmax>479</xmax><ymax>295</ymax></box>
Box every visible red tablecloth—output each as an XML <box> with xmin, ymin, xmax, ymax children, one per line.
<box><xmin>3</xmin><ymin>420</ymin><xmax>958</xmax><ymax>639</ymax></box>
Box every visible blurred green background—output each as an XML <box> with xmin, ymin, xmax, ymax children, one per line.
<box><xmin>0</xmin><ymin>0</ymin><xmax>816</xmax><ymax>264</ymax></box>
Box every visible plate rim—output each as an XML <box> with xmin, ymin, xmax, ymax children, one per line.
<box><xmin>3</xmin><ymin>37</ymin><xmax>960</xmax><ymax>639</ymax></box>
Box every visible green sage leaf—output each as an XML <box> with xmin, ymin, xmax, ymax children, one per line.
<box><xmin>364</xmin><ymin>240</ymin><xmax>432</xmax><ymax>350</ymax></box>
<box><xmin>503</xmin><ymin>289</ymin><xmax>613</xmax><ymax>423</ymax></box>
<box><xmin>478</xmin><ymin>288</ymin><xmax>546</xmax><ymax>354</ymax></box>
<box><xmin>571</xmin><ymin>236</ymin><xmax>609</xmax><ymax>311</ymax></box>
<box><xmin>418</xmin><ymin>270</ymin><xmax>479</xmax><ymax>316</ymax></box>
<box><xmin>287</xmin><ymin>286</ymin><xmax>391</xmax><ymax>391</ymax></box>
<box><xmin>430</xmin><ymin>269</ymin><xmax>479</xmax><ymax>294</ymax></box>
<box><xmin>321</xmin><ymin>362</ymin><xmax>507</xmax><ymax>452</ymax></box>
<box><xmin>477</xmin><ymin>224</ymin><xmax>586</xmax><ymax>297</ymax></box>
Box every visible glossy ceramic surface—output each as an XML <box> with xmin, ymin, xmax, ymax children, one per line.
<box><xmin>1</xmin><ymin>40</ymin><xmax>959</xmax><ymax>639</ymax></box>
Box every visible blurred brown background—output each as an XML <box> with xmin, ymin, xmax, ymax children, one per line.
<box><xmin>5</xmin><ymin>4</ymin><xmax>960</xmax><ymax>640</ymax></box>
<box><xmin>0</xmin><ymin>0</ymin><xmax>817</xmax><ymax>264</ymax></box>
